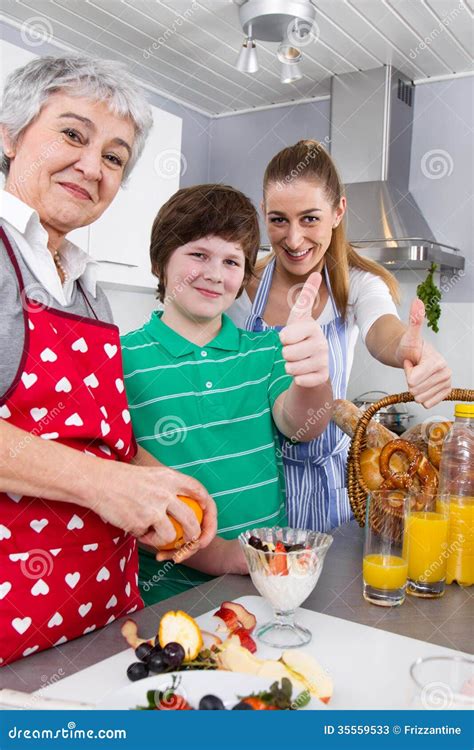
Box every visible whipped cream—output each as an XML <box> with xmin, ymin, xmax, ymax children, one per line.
<box><xmin>251</xmin><ymin>564</ymin><xmax>321</xmax><ymax>611</ymax></box>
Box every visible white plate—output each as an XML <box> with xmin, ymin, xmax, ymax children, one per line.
<box><xmin>96</xmin><ymin>670</ymin><xmax>325</xmax><ymax>711</ymax></box>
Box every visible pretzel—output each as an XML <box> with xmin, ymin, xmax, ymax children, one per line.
<box><xmin>379</xmin><ymin>439</ymin><xmax>438</xmax><ymax>495</ymax></box>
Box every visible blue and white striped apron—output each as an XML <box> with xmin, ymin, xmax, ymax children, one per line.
<box><xmin>245</xmin><ymin>258</ymin><xmax>353</xmax><ymax>532</ymax></box>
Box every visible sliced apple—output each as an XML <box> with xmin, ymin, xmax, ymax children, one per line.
<box><xmin>281</xmin><ymin>650</ymin><xmax>333</xmax><ymax>703</ymax></box>
<box><xmin>232</xmin><ymin>626</ymin><xmax>257</xmax><ymax>654</ymax></box>
<box><xmin>158</xmin><ymin>610</ymin><xmax>203</xmax><ymax>662</ymax></box>
<box><xmin>120</xmin><ymin>619</ymin><xmax>153</xmax><ymax>650</ymax></box>
<box><xmin>256</xmin><ymin>660</ymin><xmax>306</xmax><ymax>695</ymax></box>
<box><xmin>220</xmin><ymin>601</ymin><xmax>257</xmax><ymax>633</ymax></box>
<box><xmin>216</xmin><ymin>637</ymin><xmax>262</xmax><ymax>674</ymax></box>
<box><xmin>213</xmin><ymin>605</ymin><xmax>239</xmax><ymax>632</ymax></box>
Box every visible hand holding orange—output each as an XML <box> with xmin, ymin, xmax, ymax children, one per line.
<box><xmin>159</xmin><ymin>495</ymin><xmax>203</xmax><ymax>551</ymax></box>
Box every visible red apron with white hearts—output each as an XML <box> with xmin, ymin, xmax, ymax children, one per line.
<box><xmin>0</xmin><ymin>228</ymin><xmax>143</xmax><ymax>666</ymax></box>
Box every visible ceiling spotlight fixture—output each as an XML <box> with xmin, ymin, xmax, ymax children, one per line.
<box><xmin>277</xmin><ymin>43</ymin><xmax>302</xmax><ymax>64</ymax></box>
<box><xmin>280</xmin><ymin>61</ymin><xmax>303</xmax><ymax>84</ymax></box>
<box><xmin>236</xmin><ymin>22</ymin><xmax>258</xmax><ymax>73</ymax></box>
<box><xmin>233</xmin><ymin>0</ymin><xmax>317</xmax><ymax>83</ymax></box>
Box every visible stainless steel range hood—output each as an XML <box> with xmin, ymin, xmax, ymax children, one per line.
<box><xmin>330</xmin><ymin>67</ymin><xmax>464</xmax><ymax>272</ymax></box>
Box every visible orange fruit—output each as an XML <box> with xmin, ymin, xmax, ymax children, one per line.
<box><xmin>159</xmin><ymin>496</ymin><xmax>203</xmax><ymax>551</ymax></box>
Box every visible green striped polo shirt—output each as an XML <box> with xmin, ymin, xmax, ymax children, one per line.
<box><xmin>120</xmin><ymin>312</ymin><xmax>291</xmax><ymax>604</ymax></box>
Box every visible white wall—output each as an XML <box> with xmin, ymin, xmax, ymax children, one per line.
<box><xmin>347</xmin><ymin>272</ymin><xmax>474</xmax><ymax>421</ymax></box>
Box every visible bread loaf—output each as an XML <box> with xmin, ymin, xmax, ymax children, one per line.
<box><xmin>332</xmin><ymin>399</ymin><xmax>398</xmax><ymax>448</ymax></box>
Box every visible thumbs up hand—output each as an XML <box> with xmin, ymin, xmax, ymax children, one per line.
<box><xmin>396</xmin><ymin>298</ymin><xmax>451</xmax><ymax>409</ymax></box>
<box><xmin>279</xmin><ymin>272</ymin><xmax>330</xmax><ymax>388</ymax></box>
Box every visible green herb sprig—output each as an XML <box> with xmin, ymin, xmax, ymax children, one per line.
<box><xmin>417</xmin><ymin>263</ymin><xmax>442</xmax><ymax>332</ymax></box>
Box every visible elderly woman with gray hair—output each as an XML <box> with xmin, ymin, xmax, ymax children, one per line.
<box><xmin>0</xmin><ymin>55</ymin><xmax>216</xmax><ymax>665</ymax></box>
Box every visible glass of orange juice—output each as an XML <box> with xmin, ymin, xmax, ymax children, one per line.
<box><xmin>406</xmin><ymin>491</ymin><xmax>449</xmax><ymax>598</ymax></box>
<box><xmin>363</xmin><ymin>489</ymin><xmax>409</xmax><ymax>607</ymax></box>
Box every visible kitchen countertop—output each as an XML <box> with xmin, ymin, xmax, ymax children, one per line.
<box><xmin>1</xmin><ymin>521</ymin><xmax>472</xmax><ymax>693</ymax></box>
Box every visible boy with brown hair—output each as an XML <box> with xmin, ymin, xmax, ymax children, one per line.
<box><xmin>121</xmin><ymin>184</ymin><xmax>332</xmax><ymax>603</ymax></box>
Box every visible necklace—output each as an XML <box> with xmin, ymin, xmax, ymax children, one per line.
<box><xmin>53</xmin><ymin>251</ymin><xmax>68</xmax><ymax>284</ymax></box>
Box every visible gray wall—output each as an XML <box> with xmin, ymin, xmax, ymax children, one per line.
<box><xmin>409</xmin><ymin>76</ymin><xmax>473</xmax><ymax>304</ymax></box>
<box><xmin>208</xmin><ymin>101</ymin><xmax>331</xmax><ymax>240</ymax></box>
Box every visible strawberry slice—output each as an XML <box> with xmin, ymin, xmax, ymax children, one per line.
<box><xmin>241</xmin><ymin>696</ymin><xmax>278</xmax><ymax>710</ymax></box>
<box><xmin>269</xmin><ymin>541</ymin><xmax>288</xmax><ymax>576</ymax></box>
<box><xmin>157</xmin><ymin>693</ymin><xmax>193</xmax><ymax>710</ymax></box>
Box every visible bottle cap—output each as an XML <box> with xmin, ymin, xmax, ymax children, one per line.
<box><xmin>455</xmin><ymin>403</ymin><xmax>474</xmax><ymax>418</ymax></box>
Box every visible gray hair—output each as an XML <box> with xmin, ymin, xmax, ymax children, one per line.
<box><xmin>0</xmin><ymin>55</ymin><xmax>153</xmax><ymax>182</ymax></box>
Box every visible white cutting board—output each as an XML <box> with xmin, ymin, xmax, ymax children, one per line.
<box><xmin>36</xmin><ymin>596</ymin><xmax>470</xmax><ymax>709</ymax></box>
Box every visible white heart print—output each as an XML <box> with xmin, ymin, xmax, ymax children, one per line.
<box><xmin>78</xmin><ymin>603</ymin><xmax>92</xmax><ymax>618</ymax></box>
<box><xmin>96</xmin><ymin>566</ymin><xmax>110</xmax><ymax>582</ymax></box>
<box><xmin>53</xmin><ymin>636</ymin><xmax>68</xmax><ymax>646</ymax></box>
<box><xmin>30</xmin><ymin>407</ymin><xmax>48</xmax><ymax>422</ymax></box>
<box><xmin>99</xmin><ymin>444</ymin><xmax>112</xmax><ymax>456</ymax></box>
<box><xmin>50</xmin><ymin>548</ymin><xmax>61</xmax><ymax>556</ymax></box>
<box><xmin>40</xmin><ymin>433</ymin><xmax>59</xmax><ymax>440</ymax></box>
<box><xmin>83</xmin><ymin>544</ymin><xmax>98</xmax><ymax>552</ymax></box>
<box><xmin>30</xmin><ymin>518</ymin><xmax>48</xmax><ymax>533</ymax></box>
<box><xmin>55</xmin><ymin>377</ymin><xmax>72</xmax><ymax>393</ymax></box>
<box><xmin>40</xmin><ymin>348</ymin><xmax>57</xmax><ymax>363</ymax></box>
<box><xmin>115</xmin><ymin>439</ymin><xmax>124</xmax><ymax>451</ymax></box>
<box><xmin>67</xmin><ymin>514</ymin><xmax>84</xmax><ymax>531</ymax></box>
<box><xmin>71</xmin><ymin>337</ymin><xmax>88</xmax><ymax>353</ymax></box>
<box><xmin>125</xmin><ymin>582</ymin><xmax>131</xmax><ymax>597</ymax></box>
<box><xmin>115</xmin><ymin>378</ymin><xmax>124</xmax><ymax>394</ymax></box>
<box><xmin>83</xmin><ymin>373</ymin><xmax>99</xmax><ymax>388</ymax></box>
<box><xmin>122</xmin><ymin>409</ymin><xmax>131</xmax><ymax>424</ymax></box>
<box><xmin>106</xmin><ymin>595</ymin><xmax>117</xmax><ymax>609</ymax></box>
<box><xmin>65</xmin><ymin>413</ymin><xmax>83</xmax><ymax>427</ymax></box>
<box><xmin>9</xmin><ymin>552</ymin><xmax>28</xmax><ymax>562</ymax></box>
<box><xmin>101</xmin><ymin>420</ymin><xmax>111</xmax><ymax>437</ymax></box>
<box><xmin>21</xmin><ymin>372</ymin><xmax>38</xmax><ymax>389</ymax></box>
<box><xmin>104</xmin><ymin>343</ymin><xmax>117</xmax><ymax>358</ymax></box>
<box><xmin>83</xmin><ymin>625</ymin><xmax>96</xmax><ymax>634</ymax></box>
<box><xmin>0</xmin><ymin>524</ymin><xmax>12</xmax><ymax>541</ymax></box>
<box><xmin>119</xmin><ymin>557</ymin><xmax>126</xmax><ymax>572</ymax></box>
<box><xmin>23</xmin><ymin>646</ymin><xmax>39</xmax><ymax>657</ymax></box>
<box><xmin>100</xmin><ymin>406</ymin><xmax>108</xmax><ymax>418</ymax></box>
<box><xmin>31</xmin><ymin>579</ymin><xmax>49</xmax><ymax>596</ymax></box>
<box><xmin>65</xmin><ymin>572</ymin><xmax>80</xmax><ymax>589</ymax></box>
<box><xmin>6</xmin><ymin>492</ymin><xmax>22</xmax><ymax>503</ymax></box>
<box><xmin>0</xmin><ymin>582</ymin><xmax>12</xmax><ymax>600</ymax></box>
<box><xmin>47</xmin><ymin>612</ymin><xmax>63</xmax><ymax>628</ymax></box>
<box><xmin>12</xmin><ymin>617</ymin><xmax>32</xmax><ymax>635</ymax></box>
<box><xmin>0</xmin><ymin>405</ymin><xmax>11</xmax><ymax>419</ymax></box>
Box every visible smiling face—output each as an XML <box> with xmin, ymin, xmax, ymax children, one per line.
<box><xmin>2</xmin><ymin>92</ymin><xmax>135</xmax><ymax>247</ymax></box>
<box><xmin>161</xmin><ymin>235</ymin><xmax>246</xmax><ymax>337</ymax></box>
<box><xmin>264</xmin><ymin>178</ymin><xmax>345</xmax><ymax>277</ymax></box>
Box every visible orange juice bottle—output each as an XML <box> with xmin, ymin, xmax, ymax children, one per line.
<box><xmin>438</xmin><ymin>404</ymin><xmax>474</xmax><ymax>587</ymax></box>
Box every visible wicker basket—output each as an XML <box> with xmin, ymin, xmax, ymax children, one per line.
<box><xmin>348</xmin><ymin>388</ymin><xmax>474</xmax><ymax>529</ymax></box>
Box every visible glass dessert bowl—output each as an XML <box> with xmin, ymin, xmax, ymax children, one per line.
<box><xmin>239</xmin><ymin>527</ymin><xmax>333</xmax><ymax>648</ymax></box>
